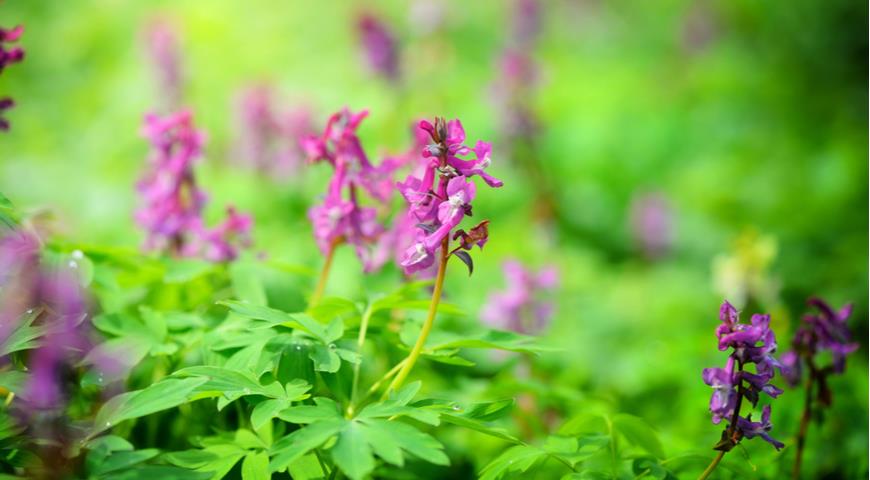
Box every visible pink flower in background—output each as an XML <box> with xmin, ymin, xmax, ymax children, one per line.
<box><xmin>144</xmin><ymin>18</ymin><xmax>184</xmax><ymax>109</ymax></box>
<box><xmin>0</xmin><ymin>24</ymin><xmax>24</xmax><ymax>131</ymax></box>
<box><xmin>136</xmin><ymin>110</ymin><xmax>253</xmax><ymax>260</ymax></box>
<box><xmin>356</xmin><ymin>12</ymin><xmax>399</xmax><ymax>82</ymax></box>
<box><xmin>199</xmin><ymin>206</ymin><xmax>253</xmax><ymax>262</ymax></box>
<box><xmin>305</xmin><ymin>108</ymin><xmax>395</xmax><ymax>270</ymax></box>
<box><xmin>232</xmin><ymin>84</ymin><xmax>314</xmax><ymax>178</ymax></box>
<box><xmin>480</xmin><ymin>260</ymin><xmax>558</xmax><ymax>333</ymax></box>
<box><xmin>629</xmin><ymin>192</ymin><xmax>673</xmax><ymax>259</ymax></box>
<box><xmin>136</xmin><ymin>110</ymin><xmax>207</xmax><ymax>255</ymax></box>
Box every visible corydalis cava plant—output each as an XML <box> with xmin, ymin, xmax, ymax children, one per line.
<box><xmin>0</xmin><ymin>23</ymin><xmax>24</xmax><ymax>131</ymax></box>
<box><xmin>386</xmin><ymin>116</ymin><xmax>503</xmax><ymax>393</ymax></box>
<box><xmin>303</xmin><ymin>108</ymin><xmax>399</xmax><ymax>303</ymax></box>
<box><xmin>481</xmin><ymin>259</ymin><xmax>558</xmax><ymax>334</ymax></box>
<box><xmin>780</xmin><ymin>297</ymin><xmax>857</xmax><ymax>479</ymax></box>
<box><xmin>136</xmin><ymin>110</ymin><xmax>252</xmax><ymax>261</ymax></box>
<box><xmin>699</xmin><ymin>301</ymin><xmax>785</xmax><ymax>480</ymax></box>
<box><xmin>355</xmin><ymin>11</ymin><xmax>400</xmax><ymax>83</ymax></box>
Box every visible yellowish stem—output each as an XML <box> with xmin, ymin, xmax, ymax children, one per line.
<box><xmin>310</xmin><ymin>238</ymin><xmax>341</xmax><ymax>307</ymax></box>
<box><xmin>698</xmin><ymin>451</ymin><xmax>725</xmax><ymax>480</ymax></box>
<box><xmin>385</xmin><ymin>239</ymin><xmax>449</xmax><ymax>395</ymax></box>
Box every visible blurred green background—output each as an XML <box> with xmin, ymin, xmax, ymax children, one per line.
<box><xmin>1</xmin><ymin>0</ymin><xmax>866</xmax><ymax>477</ymax></box>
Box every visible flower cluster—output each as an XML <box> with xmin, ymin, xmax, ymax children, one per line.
<box><xmin>0</xmin><ymin>230</ymin><xmax>91</xmax><ymax>411</ymax></box>
<box><xmin>481</xmin><ymin>260</ymin><xmax>558</xmax><ymax>333</ymax></box>
<box><xmin>629</xmin><ymin>192</ymin><xmax>673</xmax><ymax>260</ymax></box>
<box><xmin>303</xmin><ymin>108</ymin><xmax>398</xmax><ymax>271</ymax></box>
<box><xmin>136</xmin><ymin>110</ymin><xmax>252</xmax><ymax>261</ymax></box>
<box><xmin>356</xmin><ymin>12</ymin><xmax>399</xmax><ymax>82</ymax></box>
<box><xmin>492</xmin><ymin>0</ymin><xmax>540</xmax><ymax>143</ymax></box>
<box><xmin>0</xmin><ymin>24</ymin><xmax>24</xmax><ymax>131</ymax></box>
<box><xmin>779</xmin><ymin>298</ymin><xmax>857</xmax><ymax>398</ymax></box>
<box><xmin>397</xmin><ymin>117</ymin><xmax>502</xmax><ymax>275</ymax></box>
<box><xmin>232</xmin><ymin>85</ymin><xmax>313</xmax><ymax>178</ymax></box>
<box><xmin>702</xmin><ymin>301</ymin><xmax>784</xmax><ymax>450</ymax></box>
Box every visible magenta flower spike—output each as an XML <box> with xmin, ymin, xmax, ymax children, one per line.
<box><xmin>355</xmin><ymin>12</ymin><xmax>399</xmax><ymax>82</ymax></box>
<box><xmin>699</xmin><ymin>301</ymin><xmax>785</xmax><ymax>480</ymax></box>
<box><xmin>397</xmin><ymin>117</ymin><xmax>503</xmax><ymax>276</ymax></box>
<box><xmin>629</xmin><ymin>192</ymin><xmax>673</xmax><ymax>260</ymax></box>
<box><xmin>0</xmin><ymin>24</ymin><xmax>24</xmax><ymax>131</ymax></box>
<box><xmin>136</xmin><ymin>110</ymin><xmax>207</xmax><ymax>255</ymax></box>
<box><xmin>232</xmin><ymin>84</ymin><xmax>314</xmax><ymax>178</ymax></box>
<box><xmin>480</xmin><ymin>260</ymin><xmax>558</xmax><ymax>334</ymax></box>
<box><xmin>305</xmin><ymin>108</ymin><xmax>402</xmax><ymax>302</ymax></box>
<box><xmin>145</xmin><ymin>18</ymin><xmax>184</xmax><ymax>109</ymax></box>
<box><xmin>136</xmin><ymin>110</ymin><xmax>253</xmax><ymax>261</ymax></box>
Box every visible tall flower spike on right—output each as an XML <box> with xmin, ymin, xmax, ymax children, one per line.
<box><xmin>698</xmin><ymin>301</ymin><xmax>784</xmax><ymax>480</ymax></box>
<box><xmin>397</xmin><ymin>117</ymin><xmax>502</xmax><ymax>276</ymax></box>
<box><xmin>781</xmin><ymin>297</ymin><xmax>857</xmax><ymax>479</ymax></box>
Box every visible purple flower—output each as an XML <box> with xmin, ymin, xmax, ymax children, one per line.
<box><xmin>0</xmin><ymin>25</ymin><xmax>24</xmax><ymax>74</ymax></box>
<box><xmin>777</xmin><ymin>351</ymin><xmax>802</xmax><ymax>387</ymax></box>
<box><xmin>232</xmin><ymin>85</ymin><xmax>314</xmax><ymax>178</ymax></box>
<box><xmin>397</xmin><ymin>117</ymin><xmax>502</xmax><ymax>275</ymax></box>
<box><xmin>703</xmin><ymin>301</ymin><xmax>784</xmax><ymax>451</ymax></box>
<box><xmin>144</xmin><ymin>19</ymin><xmax>183</xmax><ymax>109</ymax></box>
<box><xmin>736</xmin><ymin>405</ymin><xmax>784</xmax><ymax>450</ymax></box>
<box><xmin>1</xmin><ymin>24</ymin><xmax>24</xmax><ymax>132</ymax></box>
<box><xmin>480</xmin><ymin>260</ymin><xmax>559</xmax><ymax>334</ymax></box>
<box><xmin>305</xmin><ymin>108</ymin><xmax>395</xmax><ymax>270</ymax></box>
<box><xmin>702</xmin><ymin>357</ymin><xmax>737</xmax><ymax>425</ymax></box>
<box><xmin>356</xmin><ymin>12</ymin><xmax>399</xmax><ymax>82</ymax></box>
<box><xmin>199</xmin><ymin>206</ymin><xmax>253</xmax><ymax>262</ymax></box>
<box><xmin>136</xmin><ymin>110</ymin><xmax>207</xmax><ymax>255</ymax></box>
<box><xmin>629</xmin><ymin>192</ymin><xmax>673</xmax><ymax>260</ymax></box>
<box><xmin>136</xmin><ymin>110</ymin><xmax>253</xmax><ymax>261</ymax></box>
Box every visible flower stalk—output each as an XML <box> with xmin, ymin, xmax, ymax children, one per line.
<box><xmin>310</xmin><ymin>236</ymin><xmax>342</xmax><ymax>307</ymax></box>
<box><xmin>385</xmin><ymin>236</ymin><xmax>449</xmax><ymax>395</ymax></box>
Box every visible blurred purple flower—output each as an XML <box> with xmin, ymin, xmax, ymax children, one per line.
<box><xmin>629</xmin><ymin>192</ymin><xmax>673</xmax><ymax>260</ymax></box>
<box><xmin>136</xmin><ymin>110</ymin><xmax>253</xmax><ymax>261</ymax></box>
<box><xmin>136</xmin><ymin>110</ymin><xmax>207</xmax><ymax>255</ymax></box>
<box><xmin>144</xmin><ymin>19</ymin><xmax>183</xmax><ymax>109</ymax></box>
<box><xmin>356</xmin><ymin>12</ymin><xmax>399</xmax><ymax>82</ymax></box>
<box><xmin>779</xmin><ymin>297</ymin><xmax>857</xmax><ymax>400</ymax></box>
<box><xmin>0</xmin><ymin>24</ymin><xmax>24</xmax><ymax>132</ymax></box>
<box><xmin>199</xmin><ymin>206</ymin><xmax>253</xmax><ymax>262</ymax></box>
<box><xmin>703</xmin><ymin>301</ymin><xmax>784</xmax><ymax>451</ymax></box>
<box><xmin>480</xmin><ymin>260</ymin><xmax>558</xmax><ymax>334</ymax></box>
<box><xmin>232</xmin><ymin>85</ymin><xmax>314</xmax><ymax>178</ymax></box>
<box><xmin>512</xmin><ymin>0</ymin><xmax>540</xmax><ymax>46</ymax></box>
<box><xmin>397</xmin><ymin>117</ymin><xmax>502</xmax><ymax>275</ymax></box>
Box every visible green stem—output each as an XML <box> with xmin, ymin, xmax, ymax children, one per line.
<box><xmin>314</xmin><ymin>449</ymin><xmax>330</xmax><ymax>478</ymax></box>
<box><xmin>697</xmin><ymin>451</ymin><xmax>725</xmax><ymax>480</ymax></box>
<box><xmin>384</xmin><ymin>238</ymin><xmax>449</xmax><ymax>396</ymax></box>
<box><xmin>311</xmin><ymin>237</ymin><xmax>341</xmax><ymax>307</ymax></box>
<box><xmin>792</xmin><ymin>363</ymin><xmax>815</xmax><ymax>479</ymax></box>
<box><xmin>347</xmin><ymin>305</ymin><xmax>374</xmax><ymax>416</ymax></box>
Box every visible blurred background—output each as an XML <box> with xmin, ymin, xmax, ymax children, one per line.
<box><xmin>1</xmin><ymin>0</ymin><xmax>867</xmax><ymax>477</ymax></box>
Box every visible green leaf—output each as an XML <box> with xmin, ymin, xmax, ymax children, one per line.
<box><xmin>91</xmin><ymin>377</ymin><xmax>209</xmax><ymax>436</ymax></box>
<box><xmin>360</xmin><ymin>419</ymin><xmax>449</xmax><ymax>467</ymax></box>
<box><xmin>279</xmin><ymin>398</ymin><xmax>342</xmax><ymax>424</ymax></box>
<box><xmin>241</xmin><ymin>451</ymin><xmax>270</xmax><ymax>480</ymax></box>
<box><xmin>612</xmin><ymin>413</ymin><xmax>665</xmax><ymax>459</ymax></box>
<box><xmin>0</xmin><ymin>308</ymin><xmax>45</xmax><ymax>356</ymax></box>
<box><xmin>251</xmin><ymin>399</ymin><xmax>291</xmax><ymax>431</ymax></box>
<box><xmin>164</xmin><ymin>259</ymin><xmax>214</xmax><ymax>283</ymax></box>
<box><xmin>287</xmin><ymin>454</ymin><xmax>326</xmax><ymax>480</ymax></box>
<box><xmin>230</xmin><ymin>262</ymin><xmax>268</xmax><ymax>306</ymax></box>
<box><xmin>425</xmin><ymin>329</ymin><xmax>552</xmax><ymax>354</ymax></box>
<box><xmin>479</xmin><ymin>445</ymin><xmax>545</xmax><ymax>480</ymax></box>
<box><xmin>171</xmin><ymin>366</ymin><xmax>304</xmax><ymax>410</ymax></box>
<box><xmin>331</xmin><ymin>422</ymin><xmax>375</xmax><ymax>480</ymax></box>
<box><xmin>101</xmin><ymin>465</ymin><xmax>213</xmax><ymax>480</ymax></box>
<box><xmin>91</xmin><ymin>449</ymin><xmax>159</xmax><ymax>476</ymax></box>
<box><xmin>309</xmin><ymin>344</ymin><xmax>341</xmax><ymax>373</ymax></box>
<box><xmin>0</xmin><ymin>370</ymin><xmax>27</xmax><ymax>394</ymax></box>
<box><xmin>270</xmin><ymin>419</ymin><xmax>344</xmax><ymax>473</ymax></box>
